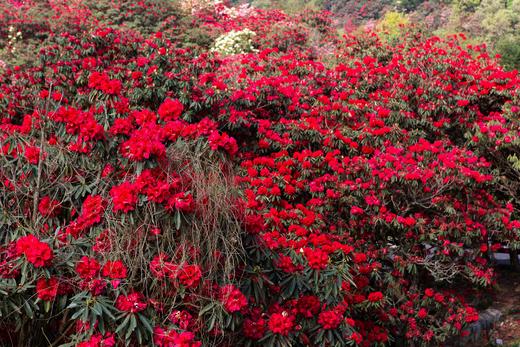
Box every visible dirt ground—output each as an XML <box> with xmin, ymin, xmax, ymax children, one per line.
<box><xmin>490</xmin><ymin>268</ymin><xmax>520</xmax><ymax>346</ymax></box>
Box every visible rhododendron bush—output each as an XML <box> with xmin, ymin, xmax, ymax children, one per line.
<box><xmin>1</xmin><ymin>1</ymin><xmax>520</xmax><ymax>346</ymax></box>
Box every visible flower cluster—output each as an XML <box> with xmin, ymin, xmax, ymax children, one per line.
<box><xmin>211</xmin><ymin>28</ymin><xmax>258</xmax><ymax>55</ymax></box>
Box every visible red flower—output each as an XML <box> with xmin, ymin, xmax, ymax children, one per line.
<box><xmin>102</xmin><ymin>260</ymin><xmax>127</xmax><ymax>279</ymax></box>
<box><xmin>457</xmin><ymin>99</ymin><xmax>470</xmax><ymax>107</ymax></box>
<box><xmin>220</xmin><ymin>284</ymin><xmax>247</xmax><ymax>312</ymax></box>
<box><xmin>110</xmin><ymin>182</ymin><xmax>138</xmax><ymax>213</ymax></box>
<box><xmin>304</xmin><ymin>247</ymin><xmax>329</xmax><ymax>270</ymax></box>
<box><xmin>158</xmin><ymin>98</ymin><xmax>183</xmax><ymax>121</ymax></box>
<box><xmin>85</xmin><ymin>278</ymin><xmax>107</xmax><ymax>296</ymax></box>
<box><xmin>88</xmin><ymin>72</ymin><xmax>121</xmax><ymax>95</ymax></box>
<box><xmin>243</xmin><ymin>318</ymin><xmax>266</xmax><ymax>340</ymax></box>
<box><xmin>168</xmin><ymin>310</ymin><xmax>194</xmax><ymax>330</ymax></box>
<box><xmin>367</xmin><ymin>292</ymin><xmax>384</xmax><ymax>303</ymax></box>
<box><xmin>36</xmin><ymin>277</ymin><xmax>59</xmax><ymax>301</ymax></box>
<box><xmin>434</xmin><ymin>293</ymin><xmax>444</xmax><ymax>303</ymax></box>
<box><xmin>76</xmin><ymin>256</ymin><xmax>100</xmax><ymax>280</ymax></box>
<box><xmin>77</xmin><ymin>333</ymin><xmax>115</xmax><ymax>347</ymax></box>
<box><xmin>318</xmin><ymin>309</ymin><xmax>343</xmax><ymax>330</ymax></box>
<box><xmin>351</xmin><ymin>332</ymin><xmax>363</xmax><ymax>344</ymax></box>
<box><xmin>351</xmin><ymin>206</ymin><xmax>364</xmax><ymax>215</ymax></box>
<box><xmin>80</xmin><ymin>195</ymin><xmax>105</xmax><ymax>225</ymax></box>
<box><xmin>154</xmin><ymin>327</ymin><xmax>201</xmax><ymax>347</ymax></box>
<box><xmin>38</xmin><ymin>196</ymin><xmax>61</xmax><ymax>217</ymax></box>
<box><xmin>150</xmin><ymin>253</ymin><xmax>175</xmax><ymax>279</ymax></box>
<box><xmin>24</xmin><ymin>146</ymin><xmax>42</xmax><ymax>164</ymax></box>
<box><xmin>208</xmin><ymin>131</ymin><xmax>238</xmax><ymax>156</ymax></box>
<box><xmin>115</xmin><ymin>292</ymin><xmax>147</xmax><ymax>313</ymax></box>
<box><xmin>424</xmin><ymin>288</ymin><xmax>434</xmax><ymax>297</ymax></box>
<box><xmin>353</xmin><ymin>253</ymin><xmax>367</xmax><ymax>264</ymax></box>
<box><xmin>268</xmin><ymin>312</ymin><xmax>294</xmax><ymax>336</ymax></box>
<box><xmin>15</xmin><ymin>235</ymin><xmax>53</xmax><ymax>267</ymax></box>
<box><xmin>417</xmin><ymin>308</ymin><xmax>428</xmax><ymax>319</ymax></box>
<box><xmin>465</xmin><ymin>307</ymin><xmax>479</xmax><ymax>323</ymax></box>
<box><xmin>167</xmin><ymin>192</ymin><xmax>194</xmax><ymax>212</ymax></box>
<box><xmin>177</xmin><ymin>264</ymin><xmax>202</xmax><ymax>289</ymax></box>
<box><xmin>296</xmin><ymin>295</ymin><xmax>321</xmax><ymax>318</ymax></box>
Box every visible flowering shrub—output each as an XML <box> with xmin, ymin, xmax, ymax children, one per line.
<box><xmin>211</xmin><ymin>28</ymin><xmax>258</xmax><ymax>55</ymax></box>
<box><xmin>0</xmin><ymin>1</ymin><xmax>520</xmax><ymax>346</ymax></box>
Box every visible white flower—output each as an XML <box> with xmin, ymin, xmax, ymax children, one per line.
<box><xmin>211</xmin><ymin>28</ymin><xmax>258</xmax><ymax>56</ymax></box>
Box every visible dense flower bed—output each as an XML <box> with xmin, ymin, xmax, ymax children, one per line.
<box><xmin>1</xmin><ymin>1</ymin><xmax>519</xmax><ymax>346</ymax></box>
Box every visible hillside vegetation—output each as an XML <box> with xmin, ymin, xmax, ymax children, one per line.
<box><xmin>244</xmin><ymin>0</ymin><xmax>520</xmax><ymax>71</ymax></box>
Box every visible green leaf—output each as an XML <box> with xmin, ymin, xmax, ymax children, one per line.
<box><xmin>116</xmin><ymin>314</ymin><xmax>131</xmax><ymax>336</ymax></box>
<box><xmin>44</xmin><ymin>300</ymin><xmax>51</xmax><ymax>313</ymax></box>
<box><xmin>138</xmin><ymin>314</ymin><xmax>154</xmax><ymax>334</ymax></box>
<box><xmin>24</xmin><ymin>301</ymin><xmax>34</xmax><ymax>319</ymax></box>
<box><xmin>126</xmin><ymin>314</ymin><xmax>137</xmax><ymax>340</ymax></box>
<box><xmin>71</xmin><ymin>307</ymin><xmax>85</xmax><ymax>320</ymax></box>
<box><xmin>92</xmin><ymin>302</ymin><xmax>102</xmax><ymax>316</ymax></box>
<box><xmin>101</xmin><ymin>303</ymin><xmax>116</xmax><ymax>321</ymax></box>
<box><xmin>175</xmin><ymin>210</ymin><xmax>182</xmax><ymax>230</ymax></box>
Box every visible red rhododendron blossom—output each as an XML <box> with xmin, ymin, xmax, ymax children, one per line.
<box><xmin>110</xmin><ymin>182</ymin><xmax>138</xmax><ymax>213</ymax></box>
<box><xmin>150</xmin><ymin>253</ymin><xmax>175</xmax><ymax>279</ymax></box>
<box><xmin>296</xmin><ymin>295</ymin><xmax>321</xmax><ymax>318</ymax></box>
<box><xmin>80</xmin><ymin>195</ymin><xmax>105</xmax><ymax>225</ymax></box>
<box><xmin>465</xmin><ymin>307</ymin><xmax>479</xmax><ymax>323</ymax></box>
<box><xmin>168</xmin><ymin>310</ymin><xmax>194</xmax><ymax>330</ymax></box>
<box><xmin>418</xmin><ymin>308</ymin><xmax>428</xmax><ymax>319</ymax></box>
<box><xmin>424</xmin><ymin>288</ymin><xmax>435</xmax><ymax>297</ymax></box>
<box><xmin>368</xmin><ymin>292</ymin><xmax>384</xmax><ymax>303</ymax></box>
<box><xmin>177</xmin><ymin>264</ymin><xmax>202</xmax><ymax>289</ymax></box>
<box><xmin>154</xmin><ymin>327</ymin><xmax>202</xmax><ymax>347</ymax></box>
<box><xmin>268</xmin><ymin>312</ymin><xmax>295</xmax><ymax>336</ymax></box>
<box><xmin>38</xmin><ymin>196</ymin><xmax>61</xmax><ymax>217</ymax></box>
<box><xmin>76</xmin><ymin>256</ymin><xmax>100</xmax><ymax>280</ymax></box>
<box><xmin>208</xmin><ymin>131</ymin><xmax>239</xmax><ymax>156</ymax></box>
<box><xmin>220</xmin><ymin>284</ymin><xmax>247</xmax><ymax>312</ymax></box>
<box><xmin>15</xmin><ymin>235</ymin><xmax>53</xmax><ymax>267</ymax></box>
<box><xmin>88</xmin><ymin>71</ymin><xmax>121</xmax><ymax>95</ymax></box>
<box><xmin>77</xmin><ymin>333</ymin><xmax>116</xmax><ymax>347</ymax></box>
<box><xmin>24</xmin><ymin>145</ymin><xmax>42</xmax><ymax>164</ymax></box>
<box><xmin>102</xmin><ymin>260</ymin><xmax>127</xmax><ymax>279</ymax></box>
<box><xmin>0</xmin><ymin>243</ymin><xmax>20</xmax><ymax>278</ymax></box>
<box><xmin>351</xmin><ymin>332</ymin><xmax>363</xmax><ymax>344</ymax></box>
<box><xmin>85</xmin><ymin>278</ymin><xmax>107</xmax><ymax>296</ymax></box>
<box><xmin>158</xmin><ymin>98</ymin><xmax>183</xmax><ymax>121</ymax></box>
<box><xmin>120</xmin><ymin>125</ymin><xmax>166</xmax><ymax>161</ymax></box>
<box><xmin>166</xmin><ymin>192</ymin><xmax>195</xmax><ymax>212</ymax></box>
<box><xmin>318</xmin><ymin>309</ymin><xmax>343</xmax><ymax>330</ymax></box>
<box><xmin>243</xmin><ymin>318</ymin><xmax>266</xmax><ymax>340</ymax></box>
<box><xmin>115</xmin><ymin>292</ymin><xmax>147</xmax><ymax>313</ymax></box>
<box><xmin>303</xmin><ymin>247</ymin><xmax>329</xmax><ymax>270</ymax></box>
<box><xmin>36</xmin><ymin>277</ymin><xmax>59</xmax><ymax>301</ymax></box>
